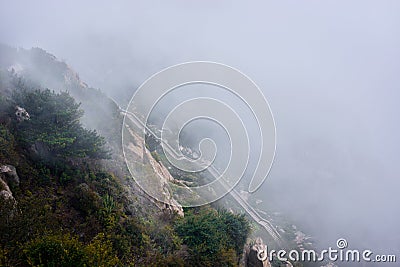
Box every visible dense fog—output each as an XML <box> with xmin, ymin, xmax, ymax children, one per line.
<box><xmin>1</xmin><ymin>1</ymin><xmax>399</xmax><ymax>264</ymax></box>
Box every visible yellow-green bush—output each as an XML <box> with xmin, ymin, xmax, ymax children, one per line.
<box><xmin>0</xmin><ymin>125</ymin><xmax>17</xmax><ymax>163</ymax></box>
<box><xmin>23</xmin><ymin>233</ymin><xmax>87</xmax><ymax>267</ymax></box>
<box><xmin>23</xmin><ymin>232</ymin><xmax>119</xmax><ymax>267</ymax></box>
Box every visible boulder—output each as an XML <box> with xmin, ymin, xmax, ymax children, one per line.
<box><xmin>15</xmin><ymin>106</ymin><xmax>30</xmax><ymax>122</ymax></box>
<box><xmin>243</xmin><ymin>237</ymin><xmax>272</xmax><ymax>267</ymax></box>
<box><xmin>0</xmin><ymin>164</ymin><xmax>20</xmax><ymax>187</ymax></box>
<box><xmin>0</xmin><ymin>176</ymin><xmax>18</xmax><ymax>221</ymax></box>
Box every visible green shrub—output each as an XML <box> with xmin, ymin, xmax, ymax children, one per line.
<box><xmin>23</xmin><ymin>233</ymin><xmax>119</xmax><ymax>267</ymax></box>
<box><xmin>102</xmin><ymin>194</ymin><xmax>116</xmax><ymax>215</ymax></box>
<box><xmin>23</xmin><ymin>233</ymin><xmax>87</xmax><ymax>267</ymax></box>
<box><xmin>0</xmin><ymin>124</ymin><xmax>17</xmax><ymax>163</ymax></box>
<box><xmin>84</xmin><ymin>233</ymin><xmax>119</xmax><ymax>267</ymax></box>
<box><xmin>71</xmin><ymin>183</ymin><xmax>101</xmax><ymax>216</ymax></box>
<box><xmin>174</xmin><ymin>208</ymin><xmax>251</xmax><ymax>266</ymax></box>
<box><xmin>0</xmin><ymin>246</ymin><xmax>10</xmax><ymax>266</ymax></box>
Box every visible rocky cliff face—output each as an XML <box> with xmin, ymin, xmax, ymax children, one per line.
<box><xmin>123</xmin><ymin>117</ymin><xmax>184</xmax><ymax>216</ymax></box>
<box><xmin>0</xmin><ymin>164</ymin><xmax>20</xmax><ymax>221</ymax></box>
<box><xmin>0</xmin><ymin>165</ymin><xmax>19</xmax><ymax>186</ymax></box>
<box><xmin>242</xmin><ymin>237</ymin><xmax>272</xmax><ymax>267</ymax></box>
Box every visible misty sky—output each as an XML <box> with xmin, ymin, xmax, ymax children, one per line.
<box><xmin>1</xmin><ymin>0</ymin><xmax>399</xmax><ymax>260</ymax></box>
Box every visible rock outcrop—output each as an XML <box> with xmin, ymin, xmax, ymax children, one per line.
<box><xmin>15</xmin><ymin>106</ymin><xmax>30</xmax><ymax>122</ymax></box>
<box><xmin>242</xmin><ymin>237</ymin><xmax>272</xmax><ymax>267</ymax></box>
<box><xmin>0</xmin><ymin>164</ymin><xmax>20</xmax><ymax>186</ymax></box>
<box><xmin>0</xmin><ymin>164</ymin><xmax>20</xmax><ymax>220</ymax></box>
<box><xmin>0</xmin><ymin>178</ymin><xmax>14</xmax><ymax>201</ymax></box>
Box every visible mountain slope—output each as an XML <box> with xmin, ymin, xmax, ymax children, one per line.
<box><xmin>0</xmin><ymin>44</ymin><xmax>251</xmax><ymax>266</ymax></box>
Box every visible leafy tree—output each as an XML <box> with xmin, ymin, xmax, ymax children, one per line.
<box><xmin>11</xmin><ymin>88</ymin><xmax>110</xmax><ymax>162</ymax></box>
<box><xmin>0</xmin><ymin>125</ymin><xmax>17</xmax><ymax>163</ymax></box>
<box><xmin>218</xmin><ymin>209</ymin><xmax>250</xmax><ymax>258</ymax></box>
<box><xmin>23</xmin><ymin>233</ymin><xmax>87</xmax><ymax>267</ymax></box>
<box><xmin>174</xmin><ymin>208</ymin><xmax>251</xmax><ymax>266</ymax></box>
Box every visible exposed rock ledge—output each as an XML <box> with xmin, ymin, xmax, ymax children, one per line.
<box><xmin>0</xmin><ymin>164</ymin><xmax>20</xmax><ymax>186</ymax></box>
<box><xmin>0</xmin><ymin>164</ymin><xmax>20</xmax><ymax>220</ymax></box>
<box><xmin>123</xmin><ymin>122</ymin><xmax>184</xmax><ymax>217</ymax></box>
<box><xmin>242</xmin><ymin>237</ymin><xmax>272</xmax><ymax>267</ymax></box>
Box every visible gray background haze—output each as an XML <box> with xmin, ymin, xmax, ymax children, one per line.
<box><xmin>1</xmin><ymin>0</ymin><xmax>399</xmax><ymax>263</ymax></box>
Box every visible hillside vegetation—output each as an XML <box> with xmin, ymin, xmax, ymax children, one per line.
<box><xmin>0</xmin><ymin>47</ymin><xmax>251</xmax><ymax>267</ymax></box>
